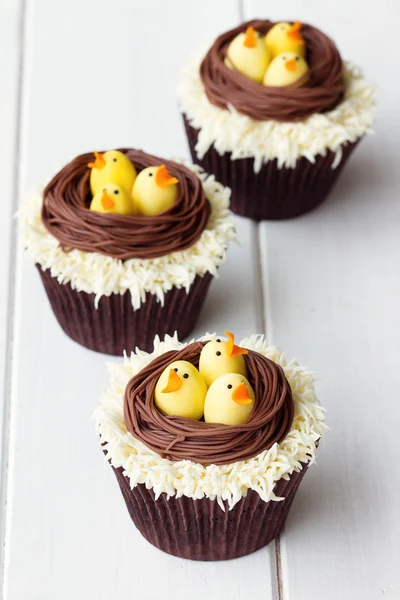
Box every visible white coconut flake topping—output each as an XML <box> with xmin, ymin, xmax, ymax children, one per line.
<box><xmin>94</xmin><ymin>333</ymin><xmax>326</xmax><ymax>511</ymax></box>
<box><xmin>177</xmin><ymin>54</ymin><xmax>376</xmax><ymax>172</ymax></box>
<box><xmin>20</xmin><ymin>164</ymin><xmax>236</xmax><ymax>309</ymax></box>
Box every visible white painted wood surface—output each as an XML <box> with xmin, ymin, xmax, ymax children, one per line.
<box><xmin>0</xmin><ymin>0</ymin><xmax>23</xmax><ymax>575</ymax></box>
<box><xmin>1</xmin><ymin>0</ymin><xmax>399</xmax><ymax>599</ymax></box>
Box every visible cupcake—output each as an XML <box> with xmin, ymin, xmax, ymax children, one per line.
<box><xmin>21</xmin><ymin>149</ymin><xmax>235</xmax><ymax>355</ymax></box>
<box><xmin>94</xmin><ymin>332</ymin><xmax>325</xmax><ymax>561</ymax></box>
<box><xmin>178</xmin><ymin>19</ymin><xmax>375</xmax><ymax>220</ymax></box>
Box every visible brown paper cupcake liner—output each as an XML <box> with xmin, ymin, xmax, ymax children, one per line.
<box><xmin>37</xmin><ymin>265</ymin><xmax>213</xmax><ymax>355</ymax></box>
<box><xmin>111</xmin><ymin>462</ymin><xmax>308</xmax><ymax>561</ymax></box>
<box><xmin>183</xmin><ymin>114</ymin><xmax>360</xmax><ymax>220</ymax></box>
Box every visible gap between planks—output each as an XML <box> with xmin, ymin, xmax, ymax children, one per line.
<box><xmin>253</xmin><ymin>221</ymin><xmax>286</xmax><ymax>600</ymax></box>
<box><xmin>238</xmin><ymin>0</ymin><xmax>292</xmax><ymax>583</ymax></box>
<box><xmin>0</xmin><ymin>0</ymin><xmax>28</xmax><ymax>593</ymax></box>
<box><xmin>241</xmin><ymin>0</ymin><xmax>287</xmax><ymax>589</ymax></box>
<box><xmin>237</xmin><ymin>0</ymin><xmax>244</xmax><ymax>22</ymax></box>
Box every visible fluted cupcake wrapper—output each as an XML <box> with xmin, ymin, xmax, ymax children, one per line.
<box><xmin>37</xmin><ymin>266</ymin><xmax>213</xmax><ymax>355</ymax></box>
<box><xmin>183</xmin><ymin>114</ymin><xmax>360</xmax><ymax>221</ymax></box>
<box><xmin>112</xmin><ymin>462</ymin><xmax>308</xmax><ymax>561</ymax></box>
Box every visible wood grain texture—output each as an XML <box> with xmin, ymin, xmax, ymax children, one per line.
<box><xmin>245</xmin><ymin>1</ymin><xmax>400</xmax><ymax>598</ymax></box>
<box><xmin>2</xmin><ymin>1</ymin><xmax>274</xmax><ymax>599</ymax></box>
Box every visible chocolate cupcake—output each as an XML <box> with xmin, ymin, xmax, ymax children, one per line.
<box><xmin>94</xmin><ymin>332</ymin><xmax>325</xmax><ymax>561</ymax></box>
<box><xmin>178</xmin><ymin>19</ymin><xmax>375</xmax><ymax>220</ymax></box>
<box><xmin>21</xmin><ymin>149</ymin><xmax>235</xmax><ymax>355</ymax></box>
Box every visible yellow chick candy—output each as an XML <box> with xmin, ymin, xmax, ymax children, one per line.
<box><xmin>264</xmin><ymin>21</ymin><xmax>306</xmax><ymax>58</ymax></box>
<box><xmin>199</xmin><ymin>332</ymin><xmax>248</xmax><ymax>388</ymax></box>
<box><xmin>226</xmin><ymin>25</ymin><xmax>271</xmax><ymax>83</ymax></box>
<box><xmin>132</xmin><ymin>164</ymin><xmax>179</xmax><ymax>216</ymax></box>
<box><xmin>263</xmin><ymin>51</ymin><xmax>309</xmax><ymax>88</ymax></box>
<box><xmin>204</xmin><ymin>373</ymin><xmax>255</xmax><ymax>426</ymax></box>
<box><xmin>154</xmin><ymin>360</ymin><xmax>207</xmax><ymax>420</ymax></box>
<box><xmin>88</xmin><ymin>150</ymin><xmax>137</xmax><ymax>195</ymax></box>
<box><xmin>90</xmin><ymin>183</ymin><xmax>136</xmax><ymax>215</ymax></box>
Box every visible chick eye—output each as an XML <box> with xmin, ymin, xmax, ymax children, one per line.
<box><xmin>114</xmin><ymin>190</ymin><xmax>119</xmax><ymax>194</ymax></box>
<box><xmin>216</xmin><ymin>351</ymin><xmax>221</xmax><ymax>356</ymax></box>
<box><xmin>149</xmin><ymin>172</ymin><xmax>153</xmax><ymax>177</ymax></box>
<box><xmin>295</xmin><ymin>56</ymin><xmax>299</xmax><ymax>61</ymax></box>
<box><xmin>227</xmin><ymin>384</ymin><xmax>232</xmax><ymax>389</ymax></box>
<box><xmin>216</xmin><ymin>338</ymin><xmax>221</xmax><ymax>343</ymax></box>
<box><xmin>113</xmin><ymin>158</ymin><xmax>117</xmax><ymax>162</ymax></box>
<box><xmin>183</xmin><ymin>373</ymin><xmax>189</xmax><ymax>379</ymax></box>
<box><xmin>173</xmin><ymin>368</ymin><xmax>178</xmax><ymax>372</ymax></box>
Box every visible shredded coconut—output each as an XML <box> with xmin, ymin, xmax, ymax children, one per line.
<box><xmin>94</xmin><ymin>333</ymin><xmax>326</xmax><ymax>510</ymax></box>
<box><xmin>178</xmin><ymin>55</ymin><xmax>376</xmax><ymax>172</ymax></box>
<box><xmin>20</xmin><ymin>164</ymin><xmax>236</xmax><ymax>309</ymax></box>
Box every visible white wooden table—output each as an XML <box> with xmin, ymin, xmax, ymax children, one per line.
<box><xmin>1</xmin><ymin>1</ymin><xmax>399</xmax><ymax>598</ymax></box>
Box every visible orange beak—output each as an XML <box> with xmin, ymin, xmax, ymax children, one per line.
<box><xmin>155</xmin><ymin>165</ymin><xmax>179</xmax><ymax>188</ymax></box>
<box><xmin>224</xmin><ymin>331</ymin><xmax>248</xmax><ymax>357</ymax></box>
<box><xmin>101</xmin><ymin>190</ymin><xmax>115</xmax><ymax>210</ymax></box>
<box><xmin>243</xmin><ymin>25</ymin><xmax>257</xmax><ymax>48</ymax></box>
<box><xmin>285</xmin><ymin>59</ymin><xmax>297</xmax><ymax>72</ymax></box>
<box><xmin>88</xmin><ymin>151</ymin><xmax>106</xmax><ymax>170</ymax></box>
<box><xmin>232</xmin><ymin>382</ymin><xmax>253</xmax><ymax>405</ymax></box>
<box><xmin>287</xmin><ymin>21</ymin><xmax>304</xmax><ymax>44</ymax></box>
<box><xmin>161</xmin><ymin>369</ymin><xmax>182</xmax><ymax>393</ymax></box>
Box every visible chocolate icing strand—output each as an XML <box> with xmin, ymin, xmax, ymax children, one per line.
<box><xmin>124</xmin><ymin>342</ymin><xmax>294</xmax><ymax>466</ymax></box>
<box><xmin>42</xmin><ymin>149</ymin><xmax>211</xmax><ymax>260</ymax></box>
<box><xmin>200</xmin><ymin>19</ymin><xmax>345</xmax><ymax>122</ymax></box>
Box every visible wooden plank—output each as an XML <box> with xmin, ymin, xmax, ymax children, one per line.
<box><xmin>3</xmin><ymin>1</ymin><xmax>276</xmax><ymax>599</ymax></box>
<box><xmin>245</xmin><ymin>1</ymin><xmax>400</xmax><ymax>597</ymax></box>
<box><xmin>259</xmin><ymin>113</ymin><xmax>400</xmax><ymax>600</ymax></box>
<box><xmin>0</xmin><ymin>0</ymin><xmax>22</xmax><ymax>455</ymax></box>
<box><xmin>0</xmin><ymin>0</ymin><xmax>24</xmax><ymax>576</ymax></box>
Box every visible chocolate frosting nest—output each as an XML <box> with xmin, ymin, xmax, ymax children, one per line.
<box><xmin>42</xmin><ymin>149</ymin><xmax>211</xmax><ymax>260</ymax></box>
<box><xmin>124</xmin><ymin>342</ymin><xmax>294</xmax><ymax>466</ymax></box>
<box><xmin>200</xmin><ymin>19</ymin><xmax>345</xmax><ymax>122</ymax></box>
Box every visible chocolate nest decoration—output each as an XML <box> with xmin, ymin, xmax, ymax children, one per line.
<box><xmin>41</xmin><ymin>149</ymin><xmax>211</xmax><ymax>260</ymax></box>
<box><xmin>200</xmin><ymin>19</ymin><xmax>345</xmax><ymax>122</ymax></box>
<box><xmin>124</xmin><ymin>341</ymin><xmax>295</xmax><ymax>466</ymax></box>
